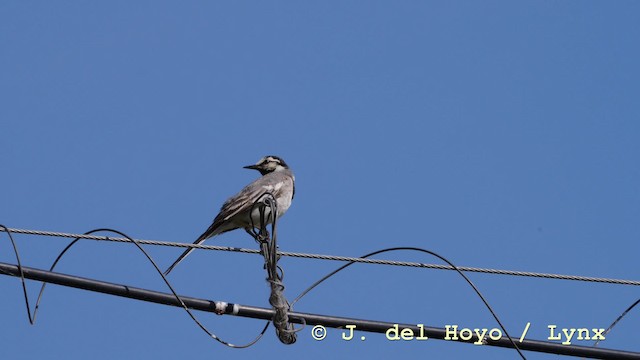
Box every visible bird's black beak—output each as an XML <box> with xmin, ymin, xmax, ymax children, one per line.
<box><xmin>243</xmin><ymin>164</ymin><xmax>260</xmax><ymax>170</ymax></box>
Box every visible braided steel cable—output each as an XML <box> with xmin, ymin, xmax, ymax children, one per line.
<box><xmin>1</xmin><ymin>227</ymin><xmax>638</xmax><ymax>286</ymax></box>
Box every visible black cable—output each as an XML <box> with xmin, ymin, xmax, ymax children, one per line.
<box><xmin>3</xmin><ymin>224</ymin><xmax>637</xmax><ymax>358</ymax></box>
<box><xmin>0</xmin><ymin>225</ymin><xmax>35</xmax><ymax>324</ymax></box>
<box><xmin>1</xmin><ymin>226</ymin><xmax>268</xmax><ymax>348</ymax></box>
<box><xmin>594</xmin><ymin>297</ymin><xmax>640</xmax><ymax>347</ymax></box>
<box><xmin>1</xmin><ymin>262</ymin><xmax>638</xmax><ymax>359</ymax></box>
<box><xmin>0</xmin><ymin>222</ymin><xmax>527</xmax><ymax>357</ymax></box>
<box><xmin>292</xmin><ymin>247</ymin><xmax>526</xmax><ymax>360</ymax></box>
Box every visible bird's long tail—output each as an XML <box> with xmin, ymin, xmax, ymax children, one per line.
<box><xmin>163</xmin><ymin>224</ymin><xmax>218</xmax><ymax>276</ymax></box>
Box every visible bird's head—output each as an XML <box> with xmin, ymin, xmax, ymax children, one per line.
<box><xmin>244</xmin><ymin>155</ymin><xmax>289</xmax><ymax>175</ymax></box>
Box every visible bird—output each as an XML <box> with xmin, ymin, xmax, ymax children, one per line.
<box><xmin>163</xmin><ymin>155</ymin><xmax>295</xmax><ymax>275</ymax></box>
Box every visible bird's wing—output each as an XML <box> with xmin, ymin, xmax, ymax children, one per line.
<box><xmin>211</xmin><ymin>170</ymin><xmax>293</xmax><ymax>228</ymax></box>
<box><xmin>164</xmin><ymin>173</ymin><xmax>284</xmax><ymax>275</ymax></box>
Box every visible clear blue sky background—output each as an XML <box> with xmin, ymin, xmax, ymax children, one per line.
<box><xmin>1</xmin><ymin>2</ymin><xmax>639</xmax><ymax>359</ymax></box>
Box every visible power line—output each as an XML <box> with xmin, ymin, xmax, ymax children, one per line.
<box><xmin>1</xmin><ymin>227</ymin><xmax>638</xmax><ymax>286</ymax></box>
<box><xmin>1</xmin><ymin>226</ymin><xmax>524</xmax><ymax>357</ymax></box>
<box><xmin>1</xmin><ymin>262</ymin><xmax>638</xmax><ymax>360</ymax></box>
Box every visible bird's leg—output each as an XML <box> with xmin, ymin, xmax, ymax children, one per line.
<box><xmin>256</xmin><ymin>201</ymin><xmax>270</xmax><ymax>242</ymax></box>
<box><xmin>244</xmin><ymin>227</ymin><xmax>258</xmax><ymax>240</ymax></box>
<box><xmin>258</xmin><ymin>228</ymin><xmax>270</xmax><ymax>242</ymax></box>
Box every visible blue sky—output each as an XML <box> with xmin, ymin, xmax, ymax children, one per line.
<box><xmin>1</xmin><ymin>2</ymin><xmax>639</xmax><ymax>359</ymax></box>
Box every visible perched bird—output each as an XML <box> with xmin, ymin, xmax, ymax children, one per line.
<box><xmin>164</xmin><ymin>155</ymin><xmax>295</xmax><ymax>275</ymax></box>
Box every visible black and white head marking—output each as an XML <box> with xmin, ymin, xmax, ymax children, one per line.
<box><xmin>244</xmin><ymin>155</ymin><xmax>289</xmax><ymax>175</ymax></box>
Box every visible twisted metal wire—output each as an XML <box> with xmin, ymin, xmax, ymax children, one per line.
<box><xmin>248</xmin><ymin>193</ymin><xmax>298</xmax><ymax>345</ymax></box>
<box><xmin>1</xmin><ymin>227</ymin><xmax>638</xmax><ymax>286</ymax></box>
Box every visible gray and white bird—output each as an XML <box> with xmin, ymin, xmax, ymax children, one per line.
<box><xmin>164</xmin><ymin>155</ymin><xmax>295</xmax><ymax>275</ymax></box>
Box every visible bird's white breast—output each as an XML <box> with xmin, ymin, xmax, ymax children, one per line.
<box><xmin>261</xmin><ymin>179</ymin><xmax>293</xmax><ymax>216</ymax></box>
